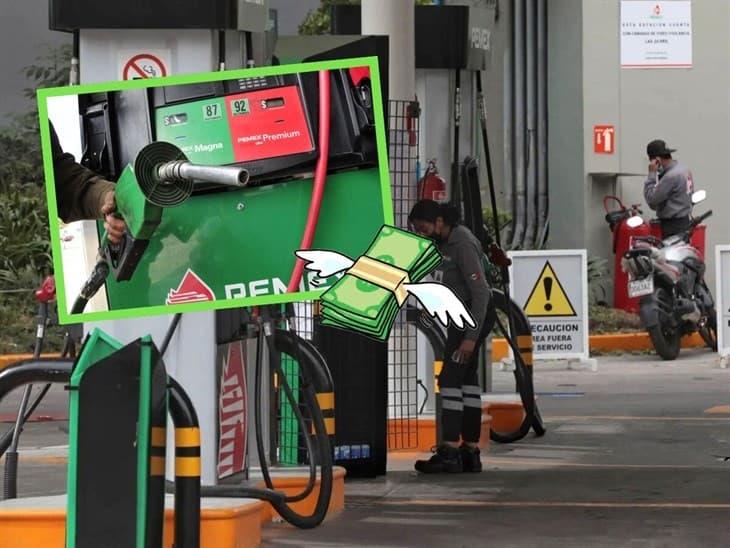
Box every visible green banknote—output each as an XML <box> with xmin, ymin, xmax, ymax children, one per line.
<box><xmin>318</xmin><ymin>225</ymin><xmax>442</xmax><ymax>340</ymax></box>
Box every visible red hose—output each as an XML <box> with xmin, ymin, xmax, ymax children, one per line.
<box><xmin>287</xmin><ymin>70</ymin><xmax>331</xmax><ymax>293</ymax></box>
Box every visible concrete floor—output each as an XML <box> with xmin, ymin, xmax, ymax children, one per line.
<box><xmin>2</xmin><ymin>347</ymin><xmax>730</xmax><ymax>546</ymax></box>
<box><xmin>264</xmin><ymin>348</ymin><xmax>730</xmax><ymax>547</ymax></box>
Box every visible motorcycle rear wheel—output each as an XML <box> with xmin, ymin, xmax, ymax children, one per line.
<box><xmin>647</xmin><ymin>288</ymin><xmax>681</xmax><ymax>361</ymax></box>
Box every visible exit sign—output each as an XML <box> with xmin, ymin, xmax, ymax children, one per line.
<box><xmin>594</xmin><ymin>125</ymin><xmax>615</xmax><ymax>154</ymax></box>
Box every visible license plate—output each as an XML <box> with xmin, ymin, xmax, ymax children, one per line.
<box><xmin>628</xmin><ymin>277</ymin><xmax>654</xmax><ymax>298</ymax></box>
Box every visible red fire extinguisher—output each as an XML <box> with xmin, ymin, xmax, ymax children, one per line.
<box><xmin>603</xmin><ymin>196</ymin><xmax>650</xmax><ymax>313</ymax></box>
<box><xmin>418</xmin><ymin>159</ymin><xmax>447</xmax><ymax>202</ymax></box>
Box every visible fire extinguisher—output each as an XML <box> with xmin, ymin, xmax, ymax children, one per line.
<box><xmin>418</xmin><ymin>159</ymin><xmax>447</xmax><ymax>202</ymax></box>
<box><xmin>603</xmin><ymin>195</ymin><xmax>650</xmax><ymax>313</ymax></box>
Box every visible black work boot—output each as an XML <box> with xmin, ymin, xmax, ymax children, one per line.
<box><xmin>415</xmin><ymin>444</ymin><xmax>463</xmax><ymax>474</ymax></box>
<box><xmin>459</xmin><ymin>443</ymin><xmax>482</xmax><ymax>473</ymax></box>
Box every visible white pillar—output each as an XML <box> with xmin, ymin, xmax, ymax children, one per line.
<box><xmin>77</xmin><ymin>30</ymin><xmax>223</xmax><ymax>485</ymax></box>
<box><xmin>363</xmin><ymin>0</ymin><xmax>423</xmax><ymax>431</ymax></box>
<box><xmin>362</xmin><ymin>0</ymin><xmax>416</xmax><ymax>101</ymax></box>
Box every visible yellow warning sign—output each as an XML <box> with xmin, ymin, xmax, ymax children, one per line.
<box><xmin>523</xmin><ymin>261</ymin><xmax>577</xmax><ymax>317</ymax></box>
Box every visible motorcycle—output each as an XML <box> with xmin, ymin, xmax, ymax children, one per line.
<box><xmin>621</xmin><ymin>190</ymin><xmax>717</xmax><ymax>360</ymax></box>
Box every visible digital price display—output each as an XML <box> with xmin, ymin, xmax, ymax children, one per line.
<box><xmin>163</xmin><ymin>113</ymin><xmax>188</xmax><ymax>126</ymax></box>
<box><xmin>262</xmin><ymin>97</ymin><xmax>285</xmax><ymax>109</ymax></box>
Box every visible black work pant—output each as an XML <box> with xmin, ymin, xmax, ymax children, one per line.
<box><xmin>438</xmin><ymin>305</ymin><xmax>496</xmax><ymax>444</ymax></box>
<box><xmin>660</xmin><ymin>216</ymin><xmax>690</xmax><ymax>239</ymax></box>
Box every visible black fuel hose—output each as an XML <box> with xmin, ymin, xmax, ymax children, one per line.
<box><xmin>2</xmin><ymin>317</ymin><xmax>78</xmax><ymax>499</ymax></box>
<box><xmin>261</xmin><ymin>331</ymin><xmax>317</xmax><ymax>502</ymax></box>
<box><xmin>489</xmin><ymin>295</ymin><xmax>545</xmax><ymax>443</ymax></box>
<box><xmin>252</xmin><ymin>314</ymin><xmax>333</xmax><ymax>527</ymax></box>
<box><xmin>259</xmin><ymin>318</ymin><xmax>316</xmax><ymax>503</ymax></box>
<box><xmin>0</xmin><ymin>360</ymin><xmax>74</xmax><ymax>459</ymax></box>
<box><xmin>159</xmin><ymin>309</ymin><xmax>333</xmax><ymax>529</ymax></box>
<box><xmin>70</xmin><ymin>259</ymin><xmax>110</xmax><ymax>315</ymax></box>
<box><xmin>475</xmin><ymin>71</ymin><xmax>544</xmax><ymax>443</ymax></box>
<box><xmin>276</xmin><ymin>312</ymin><xmax>334</xmax><ymax>506</ymax></box>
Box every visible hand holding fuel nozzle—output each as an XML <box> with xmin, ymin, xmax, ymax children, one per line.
<box><xmin>100</xmin><ymin>190</ymin><xmax>126</xmax><ymax>246</ymax></box>
<box><xmin>96</xmin><ymin>141</ymin><xmax>249</xmax><ymax>257</ymax></box>
<box><xmin>75</xmin><ymin>141</ymin><xmax>252</xmax><ymax>315</ymax></box>
<box><xmin>97</xmin><ymin>190</ymin><xmax>127</xmax><ymax>267</ymax></box>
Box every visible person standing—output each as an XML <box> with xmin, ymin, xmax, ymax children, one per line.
<box><xmin>408</xmin><ymin>199</ymin><xmax>493</xmax><ymax>474</ymax></box>
<box><xmin>643</xmin><ymin>139</ymin><xmax>694</xmax><ymax>239</ymax></box>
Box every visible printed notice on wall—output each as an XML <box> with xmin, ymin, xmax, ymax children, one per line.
<box><xmin>621</xmin><ymin>1</ymin><xmax>692</xmax><ymax>68</ymax></box>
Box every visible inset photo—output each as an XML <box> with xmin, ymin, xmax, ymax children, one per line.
<box><xmin>38</xmin><ymin>57</ymin><xmax>392</xmax><ymax>324</ymax></box>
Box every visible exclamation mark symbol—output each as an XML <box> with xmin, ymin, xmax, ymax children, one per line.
<box><xmin>544</xmin><ymin>277</ymin><xmax>553</xmax><ymax>311</ymax></box>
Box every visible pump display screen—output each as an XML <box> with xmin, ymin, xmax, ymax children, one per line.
<box><xmin>262</xmin><ymin>98</ymin><xmax>285</xmax><ymax>109</ymax></box>
<box><xmin>155</xmin><ymin>85</ymin><xmax>314</xmax><ymax>166</ymax></box>
<box><xmin>163</xmin><ymin>113</ymin><xmax>188</xmax><ymax>126</ymax></box>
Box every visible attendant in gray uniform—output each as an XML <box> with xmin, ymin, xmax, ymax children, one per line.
<box><xmin>408</xmin><ymin>200</ymin><xmax>494</xmax><ymax>474</ymax></box>
<box><xmin>643</xmin><ymin>139</ymin><xmax>694</xmax><ymax>239</ymax></box>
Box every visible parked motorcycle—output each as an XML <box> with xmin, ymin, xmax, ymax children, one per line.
<box><xmin>621</xmin><ymin>190</ymin><xmax>717</xmax><ymax>360</ymax></box>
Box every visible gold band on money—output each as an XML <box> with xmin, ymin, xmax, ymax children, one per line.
<box><xmin>346</xmin><ymin>256</ymin><xmax>411</xmax><ymax>306</ymax></box>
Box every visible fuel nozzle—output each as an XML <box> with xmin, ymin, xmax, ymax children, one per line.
<box><xmin>135</xmin><ymin>142</ymin><xmax>249</xmax><ymax>207</ymax></box>
<box><xmin>156</xmin><ymin>160</ymin><xmax>249</xmax><ymax>189</ymax></box>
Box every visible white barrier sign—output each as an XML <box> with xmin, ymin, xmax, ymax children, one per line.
<box><xmin>509</xmin><ymin>250</ymin><xmax>589</xmax><ymax>360</ymax></box>
<box><xmin>716</xmin><ymin>246</ymin><xmax>730</xmax><ymax>363</ymax></box>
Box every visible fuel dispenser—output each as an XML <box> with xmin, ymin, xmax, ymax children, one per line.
<box><xmin>46</xmin><ymin>0</ymin><xmax>391</xmax><ymax>530</ymax></box>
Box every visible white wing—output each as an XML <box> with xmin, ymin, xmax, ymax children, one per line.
<box><xmin>403</xmin><ymin>283</ymin><xmax>477</xmax><ymax>330</ymax></box>
<box><xmin>295</xmin><ymin>249</ymin><xmax>354</xmax><ymax>278</ymax></box>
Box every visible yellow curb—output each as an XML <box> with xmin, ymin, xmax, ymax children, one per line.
<box><xmin>254</xmin><ymin>467</ymin><xmax>346</xmax><ymax>524</ymax></box>
<box><xmin>492</xmin><ymin>332</ymin><xmax>706</xmax><ymax>361</ymax></box>
<box><xmin>0</xmin><ymin>500</ymin><xmax>267</xmax><ymax>548</ymax></box>
<box><xmin>0</xmin><ymin>455</ymin><xmax>68</xmax><ymax>466</ymax></box>
<box><xmin>704</xmin><ymin>405</ymin><xmax>730</xmax><ymax>415</ymax></box>
<box><xmin>387</xmin><ymin>411</ymin><xmax>492</xmax><ymax>454</ymax></box>
<box><xmin>0</xmin><ymin>354</ymin><xmax>60</xmax><ymax>371</ymax></box>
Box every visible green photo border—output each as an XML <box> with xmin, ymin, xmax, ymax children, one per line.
<box><xmin>37</xmin><ymin>56</ymin><xmax>394</xmax><ymax>325</ymax></box>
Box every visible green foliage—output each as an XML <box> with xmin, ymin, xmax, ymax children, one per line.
<box><xmin>0</xmin><ymin>129</ymin><xmax>44</xmax><ymax>193</ymax></box>
<box><xmin>21</xmin><ymin>44</ymin><xmax>73</xmax><ymax>99</ymax></box>
<box><xmin>0</xmin><ymin>186</ymin><xmax>52</xmax><ymax>278</ymax></box>
<box><xmin>299</xmin><ymin>0</ymin><xmax>434</xmax><ymax>35</ymax></box>
<box><xmin>0</xmin><ymin>44</ymin><xmax>71</xmax><ymax>353</ymax></box>
<box><xmin>482</xmin><ymin>207</ymin><xmax>512</xmax><ymax>247</ymax></box>
<box><xmin>587</xmin><ymin>255</ymin><xmax>609</xmax><ymax>306</ymax></box>
<box><xmin>0</xmin><ymin>43</ymin><xmax>71</xmax><ymax>193</ymax></box>
<box><xmin>588</xmin><ymin>305</ymin><xmax>642</xmax><ymax>334</ymax></box>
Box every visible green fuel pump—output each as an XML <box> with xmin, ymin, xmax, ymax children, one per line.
<box><xmin>73</xmin><ymin>142</ymin><xmax>249</xmax><ymax>313</ymax></box>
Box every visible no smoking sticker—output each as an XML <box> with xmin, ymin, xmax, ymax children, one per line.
<box><xmin>119</xmin><ymin>50</ymin><xmax>171</xmax><ymax>80</ymax></box>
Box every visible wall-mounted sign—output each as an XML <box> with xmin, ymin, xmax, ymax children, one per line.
<box><xmin>621</xmin><ymin>1</ymin><xmax>692</xmax><ymax>69</ymax></box>
<box><xmin>594</xmin><ymin>125</ymin><xmax>616</xmax><ymax>154</ymax></box>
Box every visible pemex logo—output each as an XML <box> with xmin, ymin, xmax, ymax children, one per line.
<box><xmin>217</xmin><ymin>340</ymin><xmax>247</xmax><ymax>479</ymax></box>
<box><xmin>166</xmin><ymin>269</ymin><xmax>216</xmax><ymax>305</ymax></box>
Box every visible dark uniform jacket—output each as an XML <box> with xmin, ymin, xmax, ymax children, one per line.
<box><xmin>50</xmin><ymin>123</ymin><xmax>115</xmax><ymax>223</ymax></box>
<box><xmin>643</xmin><ymin>160</ymin><xmax>693</xmax><ymax>221</ymax></box>
<box><xmin>431</xmin><ymin>224</ymin><xmax>491</xmax><ymax>342</ymax></box>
